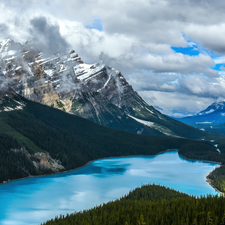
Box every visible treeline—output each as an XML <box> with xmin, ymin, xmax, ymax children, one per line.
<box><xmin>0</xmin><ymin>94</ymin><xmax>224</xmax><ymax>183</ymax></box>
<box><xmin>208</xmin><ymin>165</ymin><xmax>225</xmax><ymax>193</ymax></box>
<box><xmin>179</xmin><ymin>142</ymin><xmax>225</xmax><ymax>163</ymax></box>
<box><xmin>41</xmin><ymin>184</ymin><xmax>225</xmax><ymax>225</ymax></box>
<box><xmin>201</xmin><ymin>138</ymin><xmax>225</xmax><ymax>193</ymax></box>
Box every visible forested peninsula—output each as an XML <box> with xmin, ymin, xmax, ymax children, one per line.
<box><xmin>42</xmin><ymin>184</ymin><xmax>225</xmax><ymax>225</ymax></box>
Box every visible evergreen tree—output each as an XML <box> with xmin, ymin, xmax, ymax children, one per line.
<box><xmin>138</xmin><ymin>215</ymin><xmax>146</xmax><ymax>225</ymax></box>
<box><xmin>222</xmin><ymin>211</ymin><xmax>225</xmax><ymax>225</ymax></box>
<box><xmin>206</xmin><ymin>212</ymin><xmax>213</xmax><ymax>225</ymax></box>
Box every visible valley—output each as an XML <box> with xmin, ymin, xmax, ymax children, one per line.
<box><xmin>0</xmin><ymin>91</ymin><xmax>224</xmax><ymax>184</ymax></box>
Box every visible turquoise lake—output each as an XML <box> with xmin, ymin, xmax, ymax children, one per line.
<box><xmin>0</xmin><ymin>151</ymin><xmax>219</xmax><ymax>225</ymax></box>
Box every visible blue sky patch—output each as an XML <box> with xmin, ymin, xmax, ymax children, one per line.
<box><xmin>171</xmin><ymin>46</ymin><xmax>200</xmax><ymax>56</ymax></box>
<box><xmin>86</xmin><ymin>18</ymin><xmax>103</xmax><ymax>31</ymax></box>
<box><xmin>211</xmin><ymin>63</ymin><xmax>225</xmax><ymax>71</ymax></box>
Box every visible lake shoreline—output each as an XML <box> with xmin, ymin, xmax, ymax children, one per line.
<box><xmin>0</xmin><ymin>149</ymin><xmax>222</xmax><ymax>196</ymax></box>
<box><xmin>178</xmin><ymin>154</ymin><xmax>221</xmax><ymax>165</ymax></box>
<box><xmin>206</xmin><ymin>177</ymin><xmax>225</xmax><ymax>196</ymax></box>
<box><xmin>178</xmin><ymin>154</ymin><xmax>223</xmax><ymax>195</ymax></box>
<box><xmin>0</xmin><ymin>149</ymin><xmax>175</xmax><ymax>186</ymax></box>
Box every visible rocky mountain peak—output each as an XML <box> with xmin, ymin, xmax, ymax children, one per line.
<box><xmin>0</xmin><ymin>38</ymin><xmax>210</xmax><ymax>138</ymax></box>
<box><xmin>197</xmin><ymin>101</ymin><xmax>225</xmax><ymax>116</ymax></box>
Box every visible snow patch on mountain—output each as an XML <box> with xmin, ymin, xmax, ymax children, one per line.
<box><xmin>74</xmin><ymin>62</ymin><xmax>105</xmax><ymax>81</ymax></box>
<box><xmin>44</xmin><ymin>69</ymin><xmax>54</xmax><ymax>76</ymax></box>
<box><xmin>196</xmin><ymin>122</ymin><xmax>212</xmax><ymax>124</ymax></box>
<box><xmin>128</xmin><ymin>115</ymin><xmax>178</xmax><ymax>137</ymax></box>
<box><xmin>145</xmin><ymin>107</ymin><xmax>154</xmax><ymax>114</ymax></box>
<box><xmin>204</xmin><ymin>109</ymin><xmax>215</xmax><ymax>114</ymax></box>
<box><xmin>3</xmin><ymin>105</ymin><xmax>23</xmax><ymax>112</ymax></box>
<box><xmin>128</xmin><ymin>115</ymin><xmax>154</xmax><ymax>127</ymax></box>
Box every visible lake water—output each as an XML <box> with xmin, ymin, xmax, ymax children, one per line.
<box><xmin>0</xmin><ymin>151</ymin><xmax>219</xmax><ymax>225</ymax></box>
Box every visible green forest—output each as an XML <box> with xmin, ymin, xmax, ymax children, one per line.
<box><xmin>41</xmin><ymin>184</ymin><xmax>225</xmax><ymax>225</ymax></box>
<box><xmin>0</xmin><ymin>93</ymin><xmax>224</xmax><ymax>185</ymax></box>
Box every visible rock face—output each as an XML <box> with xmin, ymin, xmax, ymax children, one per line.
<box><xmin>0</xmin><ymin>39</ymin><xmax>211</xmax><ymax>138</ymax></box>
<box><xmin>33</xmin><ymin>152</ymin><xmax>64</xmax><ymax>172</ymax></box>
<box><xmin>10</xmin><ymin>148</ymin><xmax>64</xmax><ymax>173</ymax></box>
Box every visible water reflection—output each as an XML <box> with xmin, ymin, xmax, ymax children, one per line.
<box><xmin>0</xmin><ymin>151</ymin><xmax>219</xmax><ymax>225</ymax></box>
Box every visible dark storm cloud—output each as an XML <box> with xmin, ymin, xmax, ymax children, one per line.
<box><xmin>29</xmin><ymin>16</ymin><xmax>70</xmax><ymax>55</ymax></box>
<box><xmin>0</xmin><ymin>24</ymin><xmax>8</xmax><ymax>33</ymax></box>
<box><xmin>0</xmin><ymin>24</ymin><xmax>9</xmax><ymax>39</ymax></box>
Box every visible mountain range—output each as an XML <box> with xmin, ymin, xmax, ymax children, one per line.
<box><xmin>0</xmin><ymin>38</ymin><xmax>220</xmax><ymax>139</ymax></box>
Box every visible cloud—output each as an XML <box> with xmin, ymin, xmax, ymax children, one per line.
<box><xmin>133</xmin><ymin>71</ymin><xmax>225</xmax><ymax>99</ymax></box>
<box><xmin>129</xmin><ymin>69</ymin><xmax>225</xmax><ymax>117</ymax></box>
<box><xmin>29</xmin><ymin>16</ymin><xmax>71</xmax><ymax>55</ymax></box>
<box><xmin>134</xmin><ymin>53</ymin><xmax>217</xmax><ymax>77</ymax></box>
<box><xmin>185</xmin><ymin>24</ymin><xmax>225</xmax><ymax>54</ymax></box>
<box><xmin>139</xmin><ymin>90</ymin><xmax>215</xmax><ymax>117</ymax></box>
<box><xmin>0</xmin><ymin>0</ymin><xmax>225</xmax><ymax>116</ymax></box>
<box><xmin>0</xmin><ymin>24</ymin><xmax>9</xmax><ymax>36</ymax></box>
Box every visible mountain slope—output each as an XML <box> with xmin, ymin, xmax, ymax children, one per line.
<box><xmin>0</xmin><ymin>38</ymin><xmax>219</xmax><ymax>139</ymax></box>
<box><xmin>0</xmin><ymin>91</ymin><xmax>223</xmax><ymax>183</ymax></box>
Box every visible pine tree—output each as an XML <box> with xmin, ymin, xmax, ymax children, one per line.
<box><xmin>192</xmin><ymin>218</ymin><xmax>197</xmax><ymax>225</ymax></box>
<box><xmin>222</xmin><ymin>211</ymin><xmax>225</xmax><ymax>225</ymax></box>
<box><xmin>206</xmin><ymin>212</ymin><xmax>213</xmax><ymax>225</ymax></box>
<box><xmin>138</xmin><ymin>214</ymin><xmax>146</xmax><ymax>225</ymax></box>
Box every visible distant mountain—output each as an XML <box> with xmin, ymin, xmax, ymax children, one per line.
<box><xmin>0</xmin><ymin>38</ymin><xmax>220</xmax><ymax>139</ymax></box>
<box><xmin>177</xmin><ymin>101</ymin><xmax>225</xmax><ymax>134</ymax></box>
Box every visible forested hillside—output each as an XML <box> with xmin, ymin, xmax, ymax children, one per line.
<box><xmin>42</xmin><ymin>184</ymin><xmax>225</xmax><ymax>225</ymax></box>
<box><xmin>0</xmin><ymin>92</ymin><xmax>224</xmax><ymax>184</ymax></box>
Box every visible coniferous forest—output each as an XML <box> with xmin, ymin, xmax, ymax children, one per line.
<box><xmin>41</xmin><ymin>184</ymin><xmax>225</xmax><ymax>225</ymax></box>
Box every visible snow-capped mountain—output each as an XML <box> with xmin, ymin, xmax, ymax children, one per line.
<box><xmin>178</xmin><ymin>101</ymin><xmax>225</xmax><ymax>125</ymax></box>
<box><xmin>0</xmin><ymin>39</ymin><xmax>214</xmax><ymax>138</ymax></box>
<box><xmin>197</xmin><ymin>101</ymin><xmax>225</xmax><ymax>117</ymax></box>
<box><xmin>176</xmin><ymin>101</ymin><xmax>225</xmax><ymax>135</ymax></box>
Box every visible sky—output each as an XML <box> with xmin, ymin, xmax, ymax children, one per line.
<box><xmin>0</xmin><ymin>0</ymin><xmax>225</xmax><ymax>117</ymax></box>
